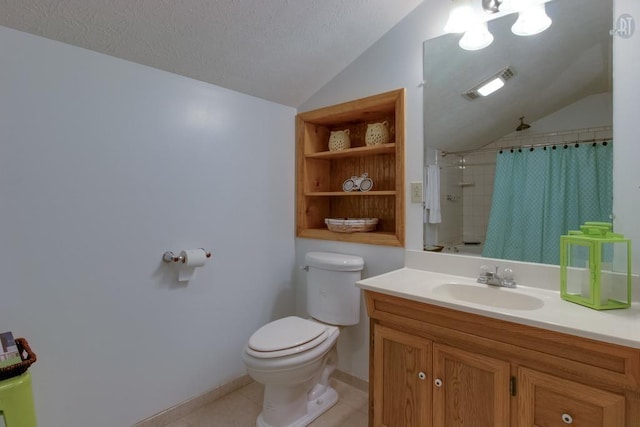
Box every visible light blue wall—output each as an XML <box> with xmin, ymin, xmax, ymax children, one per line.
<box><xmin>0</xmin><ymin>26</ymin><xmax>296</xmax><ymax>427</ymax></box>
<box><xmin>295</xmin><ymin>0</ymin><xmax>449</xmax><ymax>382</ymax></box>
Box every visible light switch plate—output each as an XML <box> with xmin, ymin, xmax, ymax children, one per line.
<box><xmin>411</xmin><ymin>182</ymin><xmax>423</xmax><ymax>203</ymax></box>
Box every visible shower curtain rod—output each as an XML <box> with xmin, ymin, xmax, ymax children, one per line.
<box><xmin>440</xmin><ymin>137</ymin><xmax>611</xmax><ymax>157</ymax></box>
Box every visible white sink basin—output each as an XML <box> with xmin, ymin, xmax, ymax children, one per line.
<box><xmin>431</xmin><ymin>283</ymin><xmax>545</xmax><ymax>311</ymax></box>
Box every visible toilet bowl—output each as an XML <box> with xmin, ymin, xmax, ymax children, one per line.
<box><xmin>242</xmin><ymin>252</ymin><xmax>364</xmax><ymax>427</ymax></box>
<box><xmin>242</xmin><ymin>317</ymin><xmax>340</xmax><ymax>427</ymax></box>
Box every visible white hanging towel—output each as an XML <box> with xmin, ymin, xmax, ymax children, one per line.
<box><xmin>425</xmin><ymin>164</ymin><xmax>441</xmax><ymax>223</ymax></box>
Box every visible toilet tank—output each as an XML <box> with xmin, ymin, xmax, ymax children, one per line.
<box><xmin>305</xmin><ymin>252</ymin><xmax>364</xmax><ymax>326</ymax></box>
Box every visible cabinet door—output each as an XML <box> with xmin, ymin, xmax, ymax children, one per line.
<box><xmin>432</xmin><ymin>343</ymin><xmax>510</xmax><ymax>427</ymax></box>
<box><xmin>517</xmin><ymin>367</ymin><xmax>625</xmax><ymax>427</ymax></box>
<box><xmin>372</xmin><ymin>324</ymin><xmax>432</xmax><ymax>427</ymax></box>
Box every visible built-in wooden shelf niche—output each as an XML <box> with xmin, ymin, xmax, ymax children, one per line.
<box><xmin>296</xmin><ymin>89</ymin><xmax>405</xmax><ymax>247</ymax></box>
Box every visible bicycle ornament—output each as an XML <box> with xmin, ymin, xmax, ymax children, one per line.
<box><xmin>343</xmin><ymin>173</ymin><xmax>373</xmax><ymax>192</ymax></box>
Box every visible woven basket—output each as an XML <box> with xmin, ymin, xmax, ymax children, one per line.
<box><xmin>325</xmin><ymin>218</ymin><xmax>378</xmax><ymax>233</ymax></box>
<box><xmin>0</xmin><ymin>338</ymin><xmax>37</xmax><ymax>381</ymax></box>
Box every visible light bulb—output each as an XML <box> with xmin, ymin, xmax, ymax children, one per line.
<box><xmin>444</xmin><ymin>3</ymin><xmax>476</xmax><ymax>33</ymax></box>
<box><xmin>476</xmin><ymin>77</ymin><xmax>505</xmax><ymax>96</ymax></box>
<box><xmin>511</xmin><ymin>4</ymin><xmax>552</xmax><ymax>36</ymax></box>
<box><xmin>459</xmin><ymin>22</ymin><xmax>494</xmax><ymax>51</ymax></box>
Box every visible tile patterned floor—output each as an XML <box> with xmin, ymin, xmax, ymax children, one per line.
<box><xmin>165</xmin><ymin>378</ymin><xmax>368</xmax><ymax>427</ymax></box>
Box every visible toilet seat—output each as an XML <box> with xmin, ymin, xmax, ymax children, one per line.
<box><xmin>247</xmin><ymin>316</ymin><xmax>329</xmax><ymax>359</ymax></box>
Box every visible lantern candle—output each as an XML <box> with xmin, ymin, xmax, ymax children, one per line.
<box><xmin>560</xmin><ymin>222</ymin><xmax>632</xmax><ymax>310</ymax></box>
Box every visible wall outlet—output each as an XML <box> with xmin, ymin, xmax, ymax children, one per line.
<box><xmin>410</xmin><ymin>182</ymin><xmax>423</xmax><ymax>203</ymax></box>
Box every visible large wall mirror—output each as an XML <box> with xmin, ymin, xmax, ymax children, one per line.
<box><xmin>423</xmin><ymin>0</ymin><xmax>613</xmax><ymax>265</ymax></box>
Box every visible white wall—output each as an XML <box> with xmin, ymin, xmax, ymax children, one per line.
<box><xmin>612</xmin><ymin>0</ymin><xmax>640</xmax><ymax>268</ymax></box>
<box><xmin>300</xmin><ymin>4</ymin><xmax>450</xmax><ymax>252</ymax></box>
<box><xmin>294</xmin><ymin>9</ymin><xmax>457</xmax><ymax>383</ymax></box>
<box><xmin>527</xmin><ymin>92</ymin><xmax>613</xmax><ymax>134</ymax></box>
<box><xmin>297</xmin><ymin>0</ymin><xmax>640</xmax><ymax>382</ymax></box>
<box><xmin>0</xmin><ymin>27</ymin><xmax>295</xmax><ymax>427</ymax></box>
<box><xmin>296</xmin><ymin>1</ymin><xmax>450</xmax><ymax>381</ymax></box>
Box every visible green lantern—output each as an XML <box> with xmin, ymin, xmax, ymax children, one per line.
<box><xmin>560</xmin><ymin>222</ymin><xmax>632</xmax><ymax>310</ymax></box>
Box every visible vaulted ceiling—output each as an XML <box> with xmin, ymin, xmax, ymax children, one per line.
<box><xmin>0</xmin><ymin>0</ymin><xmax>424</xmax><ymax>107</ymax></box>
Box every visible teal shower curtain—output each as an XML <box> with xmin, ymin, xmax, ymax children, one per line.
<box><xmin>483</xmin><ymin>142</ymin><xmax>613</xmax><ymax>265</ymax></box>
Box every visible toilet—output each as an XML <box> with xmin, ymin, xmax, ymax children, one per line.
<box><xmin>242</xmin><ymin>251</ymin><xmax>364</xmax><ymax>427</ymax></box>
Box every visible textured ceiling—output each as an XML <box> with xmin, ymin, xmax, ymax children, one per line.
<box><xmin>0</xmin><ymin>0</ymin><xmax>423</xmax><ymax>107</ymax></box>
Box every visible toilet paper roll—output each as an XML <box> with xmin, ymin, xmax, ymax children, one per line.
<box><xmin>178</xmin><ymin>249</ymin><xmax>208</xmax><ymax>281</ymax></box>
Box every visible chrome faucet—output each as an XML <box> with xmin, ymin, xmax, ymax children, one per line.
<box><xmin>477</xmin><ymin>265</ymin><xmax>517</xmax><ymax>288</ymax></box>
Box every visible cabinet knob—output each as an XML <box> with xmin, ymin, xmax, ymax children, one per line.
<box><xmin>418</xmin><ymin>372</ymin><xmax>426</xmax><ymax>380</ymax></box>
<box><xmin>561</xmin><ymin>413</ymin><xmax>573</xmax><ymax>424</ymax></box>
<box><xmin>434</xmin><ymin>378</ymin><xmax>443</xmax><ymax>387</ymax></box>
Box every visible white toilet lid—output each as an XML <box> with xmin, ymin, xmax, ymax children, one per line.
<box><xmin>248</xmin><ymin>316</ymin><xmax>328</xmax><ymax>357</ymax></box>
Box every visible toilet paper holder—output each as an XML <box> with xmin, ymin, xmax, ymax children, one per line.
<box><xmin>162</xmin><ymin>249</ymin><xmax>212</xmax><ymax>263</ymax></box>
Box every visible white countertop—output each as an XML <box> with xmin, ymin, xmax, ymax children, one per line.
<box><xmin>357</xmin><ymin>267</ymin><xmax>640</xmax><ymax>349</ymax></box>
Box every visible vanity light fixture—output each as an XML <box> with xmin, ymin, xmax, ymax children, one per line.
<box><xmin>459</xmin><ymin>22</ymin><xmax>495</xmax><ymax>50</ymax></box>
<box><xmin>511</xmin><ymin>3</ymin><xmax>552</xmax><ymax>36</ymax></box>
<box><xmin>463</xmin><ymin>66</ymin><xmax>515</xmax><ymax>100</ymax></box>
<box><xmin>444</xmin><ymin>0</ymin><xmax>552</xmax><ymax>50</ymax></box>
<box><xmin>444</xmin><ymin>0</ymin><xmax>478</xmax><ymax>34</ymax></box>
<box><xmin>445</xmin><ymin>0</ymin><xmax>495</xmax><ymax>51</ymax></box>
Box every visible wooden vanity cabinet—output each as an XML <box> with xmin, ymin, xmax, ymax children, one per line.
<box><xmin>372</xmin><ymin>325</ymin><xmax>431</xmax><ymax>426</ymax></box>
<box><xmin>365</xmin><ymin>291</ymin><xmax>640</xmax><ymax>427</ymax></box>
<box><xmin>372</xmin><ymin>323</ymin><xmax>510</xmax><ymax>427</ymax></box>
<box><xmin>432</xmin><ymin>343</ymin><xmax>510</xmax><ymax>427</ymax></box>
<box><xmin>517</xmin><ymin>367</ymin><xmax>626</xmax><ymax>426</ymax></box>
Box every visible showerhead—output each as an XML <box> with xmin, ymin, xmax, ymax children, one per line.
<box><xmin>516</xmin><ymin>116</ymin><xmax>530</xmax><ymax>131</ymax></box>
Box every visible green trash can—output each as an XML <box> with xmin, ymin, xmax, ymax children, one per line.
<box><xmin>0</xmin><ymin>338</ymin><xmax>37</xmax><ymax>427</ymax></box>
<box><xmin>0</xmin><ymin>372</ymin><xmax>37</xmax><ymax>427</ymax></box>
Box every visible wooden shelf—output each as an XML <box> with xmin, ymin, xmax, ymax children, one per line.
<box><xmin>305</xmin><ymin>191</ymin><xmax>396</xmax><ymax>197</ymax></box>
<box><xmin>296</xmin><ymin>89</ymin><xmax>405</xmax><ymax>247</ymax></box>
<box><xmin>297</xmin><ymin>229</ymin><xmax>402</xmax><ymax>247</ymax></box>
<box><xmin>305</xmin><ymin>144</ymin><xmax>396</xmax><ymax>159</ymax></box>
